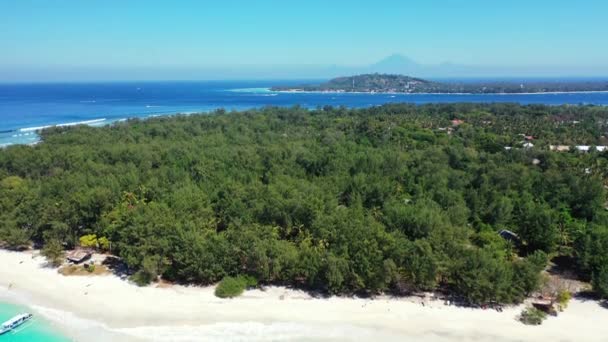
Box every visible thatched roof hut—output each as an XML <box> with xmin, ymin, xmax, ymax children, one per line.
<box><xmin>66</xmin><ymin>249</ymin><xmax>92</xmax><ymax>264</ymax></box>
<box><xmin>532</xmin><ymin>298</ymin><xmax>558</xmax><ymax>316</ymax></box>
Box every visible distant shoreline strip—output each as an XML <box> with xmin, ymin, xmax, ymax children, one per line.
<box><xmin>18</xmin><ymin>118</ymin><xmax>108</xmax><ymax>133</ymax></box>
<box><xmin>272</xmin><ymin>89</ymin><xmax>608</xmax><ymax>95</ymax></box>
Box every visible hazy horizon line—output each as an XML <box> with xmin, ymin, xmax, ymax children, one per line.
<box><xmin>3</xmin><ymin>54</ymin><xmax>608</xmax><ymax>82</ymax></box>
<box><xmin>2</xmin><ymin>75</ymin><xmax>608</xmax><ymax>85</ymax></box>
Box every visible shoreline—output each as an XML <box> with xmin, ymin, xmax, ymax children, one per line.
<box><xmin>272</xmin><ymin>89</ymin><xmax>608</xmax><ymax>95</ymax></box>
<box><xmin>1</xmin><ymin>249</ymin><xmax>608</xmax><ymax>341</ymax></box>
<box><xmin>2</xmin><ymin>91</ymin><xmax>608</xmax><ymax>148</ymax></box>
<box><xmin>0</xmin><ymin>111</ymin><xmax>211</xmax><ymax>149</ymax></box>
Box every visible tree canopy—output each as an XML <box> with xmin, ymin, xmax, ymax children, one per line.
<box><xmin>1</xmin><ymin>103</ymin><xmax>607</xmax><ymax>304</ymax></box>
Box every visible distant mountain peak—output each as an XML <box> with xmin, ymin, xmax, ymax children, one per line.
<box><xmin>377</xmin><ymin>53</ymin><xmax>417</xmax><ymax>64</ymax></box>
<box><xmin>369</xmin><ymin>54</ymin><xmax>421</xmax><ymax>73</ymax></box>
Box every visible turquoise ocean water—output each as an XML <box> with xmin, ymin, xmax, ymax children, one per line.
<box><xmin>0</xmin><ymin>302</ymin><xmax>70</xmax><ymax>342</ymax></box>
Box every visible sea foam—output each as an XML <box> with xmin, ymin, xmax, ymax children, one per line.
<box><xmin>228</xmin><ymin>87</ymin><xmax>272</xmax><ymax>93</ymax></box>
<box><xmin>19</xmin><ymin>118</ymin><xmax>107</xmax><ymax>132</ymax></box>
<box><xmin>29</xmin><ymin>304</ymin><xmax>134</xmax><ymax>342</ymax></box>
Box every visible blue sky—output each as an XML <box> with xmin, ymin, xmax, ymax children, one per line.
<box><xmin>1</xmin><ymin>0</ymin><xmax>607</xmax><ymax>80</ymax></box>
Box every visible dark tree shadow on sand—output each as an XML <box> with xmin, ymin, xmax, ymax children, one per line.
<box><xmin>102</xmin><ymin>255</ymin><xmax>130</xmax><ymax>279</ymax></box>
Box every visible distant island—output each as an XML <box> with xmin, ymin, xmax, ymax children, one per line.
<box><xmin>271</xmin><ymin>74</ymin><xmax>608</xmax><ymax>94</ymax></box>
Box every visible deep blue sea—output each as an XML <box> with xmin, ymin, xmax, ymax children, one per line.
<box><xmin>1</xmin><ymin>80</ymin><xmax>608</xmax><ymax>146</ymax></box>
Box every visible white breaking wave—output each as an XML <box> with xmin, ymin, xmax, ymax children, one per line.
<box><xmin>10</xmin><ymin>134</ymin><xmax>30</xmax><ymax>138</ymax></box>
<box><xmin>228</xmin><ymin>87</ymin><xmax>273</xmax><ymax>93</ymax></box>
<box><xmin>19</xmin><ymin>118</ymin><xmax>107</xmax><ymax>132</ymax></box>
<box><xmin>31</xmin><ymin>304</ymin><xmax>108</xmax><ymax>331</ymax></box>
<box><xmin>29</xmin><ymin>304</ymin><xmax>135</xmax><ymax>342</ymax></box>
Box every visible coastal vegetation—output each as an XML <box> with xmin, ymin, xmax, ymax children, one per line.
<box><xmin>215</xmin><ymin>275</ymin><xmax>258</xmax><ymax>298</ymax></box>
<box><xmin>41</xmin><ymin>239</ymin><xmax>64</xmax><ymax>267</ymax></box>
<box><xmin>271</xmin><ymin>73</ymin><xmax>608</xmax><ymax>94</ymax></box>
<box><xmin>556</xmin><ymin>290</ymin><xmax>572</xmax><ymax>311</ymax></box>
<box><xmin>79</xmin><ymin>234</ymin><xmax>110</xmax><ymax>251</ymax></box>
<box><xmin>1</xmin><ymin>103</ymin><xmax>608</xmax><ymax>305</ymax></box>
<box><xmin>519</xmin><ymin>307</ymin><xmax>548</xmax><ymax>325</ymax></box>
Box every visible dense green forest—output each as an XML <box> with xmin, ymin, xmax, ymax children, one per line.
<box><xmin>271</xmin><ymin>73</ymin><xmax>608</xmax><ymax>94</ymax></box>
<box><xmin>2</xmin><ymin>103</ymin><xmax>608</xmax><ymax>305</ymax></box>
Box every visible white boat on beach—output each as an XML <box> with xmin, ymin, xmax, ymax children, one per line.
<box><xmin>0</xmin><ymin>313</ymin><xmax>33</xmax><ymax>335</ymax></box>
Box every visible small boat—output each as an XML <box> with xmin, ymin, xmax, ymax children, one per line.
<box><xmin>0</xmin><ymin>313</ymin><xmax>33</xmax><ymax>335</ymax></box>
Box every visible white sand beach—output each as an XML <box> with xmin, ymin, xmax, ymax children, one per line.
<box><xmin>1</xmin><ymin>249</ymin><xmax>607</xmax><ymax>342</ymax></box>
